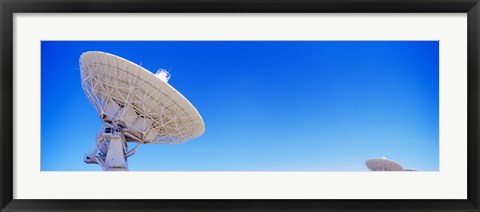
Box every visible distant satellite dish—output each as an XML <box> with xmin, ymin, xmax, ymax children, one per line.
<box><xmin>80</xmin><ymin>51</ymin><xmax>205</xmax><ymax>171</ymax></box>
<box><xmin>365</xmin><ymin>158</ymin><xmax>404</xmax><ymax>171</ymax></box>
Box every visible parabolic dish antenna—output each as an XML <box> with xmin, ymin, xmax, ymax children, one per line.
<box><xmin>365</xmin><ymin>157</ymin><xmax>404</xmax><ymax>171</ymax></box>
<box><xmin>80</xmin><ymin>51</ymin><xmax>205</xmax><ymax>171</ymax></box>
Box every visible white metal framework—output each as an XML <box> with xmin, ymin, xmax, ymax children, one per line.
<box><xmin>365</xmin><ymin>157</ymin><xmax>404</xmax><ymax>171</ymax></box>
<box><xmin>80</xmin><ymin>51</ymin><xmax>205</xmax><ymax>171</ymax></box>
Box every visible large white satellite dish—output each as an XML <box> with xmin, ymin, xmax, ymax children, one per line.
<box><xmin>365</xmin><ymin>157</ymin><xmax>404</xmax><ymax>171</ymax></box>
<box><xmin>80</xmin><ymin>51</ymin><xmax>205</xmax><ymax>171</ymax></box>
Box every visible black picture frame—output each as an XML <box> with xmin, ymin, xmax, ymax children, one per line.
<box><xmin>1</xmin><ymin>0</ymin><xmax>479</xmax><ymax>211</ymax></box>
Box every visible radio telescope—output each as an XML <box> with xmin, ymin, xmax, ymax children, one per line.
<box><xmin>365</xmin><ymin>157</ymin><xmax>404</xmax><ymax>171</ymax></box>
<box><xmin>79</xmin><ymin>51</ymin><xmax>205</xmax><ymax>171</ymax></box>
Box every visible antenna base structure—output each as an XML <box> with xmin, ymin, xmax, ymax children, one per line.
<box><xmin>84</xmin><ymin>124</ymin><xmax>142</xmax><ymax>171</ymax></box>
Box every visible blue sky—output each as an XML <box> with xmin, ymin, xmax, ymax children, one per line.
<box><xmin>41</xmin><ymin>41</ymin><xmax>439</xmax><ymax>171</ymax></box>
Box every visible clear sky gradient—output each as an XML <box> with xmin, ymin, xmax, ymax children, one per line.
<box><xmin>41</xmin><ymin>41</ymin><xmax>439</xmax><ymax>171</ymax></box>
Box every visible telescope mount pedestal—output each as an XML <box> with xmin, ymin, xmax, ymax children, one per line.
<box><xmin>84</xmin><ymin>124</ymin><xmax>141</xmax><ymax>171</ymax></box>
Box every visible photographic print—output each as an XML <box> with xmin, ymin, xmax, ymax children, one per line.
<box><xmin>40</xmin><ymin>41</ymin><xmax>439</xmax><ymax>171</ymax></box>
